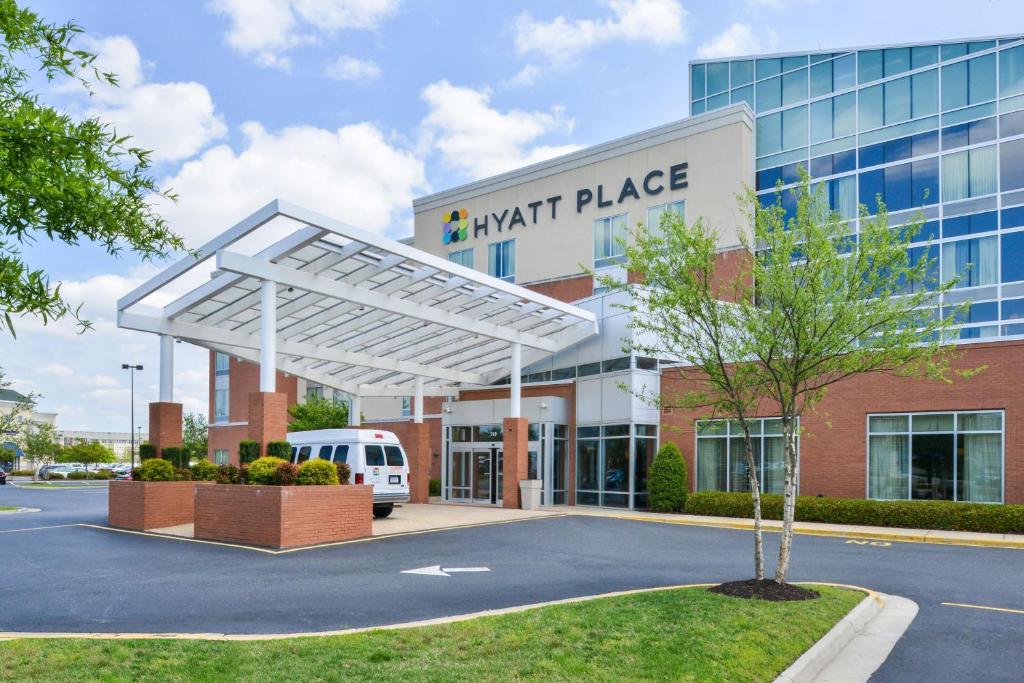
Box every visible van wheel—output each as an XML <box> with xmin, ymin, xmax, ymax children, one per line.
<box><xmin>373</xmin><ymin>504</ymin><xmax>394</xmax><ymax>519</ymax></box>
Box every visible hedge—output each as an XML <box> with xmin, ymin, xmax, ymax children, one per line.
<box><xmin>684</xmin><ymin>491</ymin><xmax>1024</xmax><ymax>535</ymax></box>
<box><xmin>429</xmin><ymin>478</ymin><xmax>441</xmax><ymax>496</ymax></box>
<box><xmin>138</xmin><ymin>443</ymin><xmax>156</xmax><ymax>460</ymax></box>
<box><xmin>67</xmin><ymin>470</ymin><xmax>87</xmax><ymax>480</ymax></box>
<box><xmin>161</xmin><ymin>447</ymin><xmax>189</xmax><ymax>470</ymax></box>
<box><xmin>649</xmin><ymin>442</ymin><xmax>687</xmax><ymax>512</ymax></box>
<box><xmin>266</xmin><ymin>441</ymin><xmax>291</xmax><ymax>459</ymax></box>
<box><xmin>10</xmin><ymin>469</ymin><xmax>34</xmax><ymax>476</ymax></box>
<box><xmin>238</xmin><ymin>440</ymin><xmax>260</xmax><ymax>465</ymax></box>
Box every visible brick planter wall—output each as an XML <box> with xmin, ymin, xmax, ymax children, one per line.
<box><xmin>108</xmin><ymin>480</ymin><xmax>197</xmax><ymax>531</ymax></box>
<box><xmin>194</xmin><ymin>484</ymin><xmax>373</xmax><ymax>548</ymax></box>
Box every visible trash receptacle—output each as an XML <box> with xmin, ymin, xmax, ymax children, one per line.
<box><xmin>519</xmin><ymin>479</ymin><xmax>542</xmax><ymax>510</ymax></box>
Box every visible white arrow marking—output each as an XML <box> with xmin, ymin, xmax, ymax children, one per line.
<box><xmin>401</xmin><ymin>565</ymin><xmax>490</xmax><ymax>577</ymax></box>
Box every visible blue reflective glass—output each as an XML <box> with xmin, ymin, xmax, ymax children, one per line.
<box><xmin>756</xmin><ymin>112</ymin><xmax>781</xmax><ymax>156</ymax></box>
<box><xmin>691</xmin><ymin>99</ymin><xmax>706</xmax><ymax>115</ymax></box>
<box><xmin>911</xmin><ymin>69</ymin><xmax>938</xmax><ymax>117</ymax></box>
<box><xmin>833</xmin><ymin>92</ymin><xmax>856</xmax><ymax>138</ymax></box>
<box><xmin>782</xmin><ymin>68</ymin><xmax>808</xmax><ymax>105</ymax></box>
<box><xmin>912</xmin><ymin>130</ymin><xmax>939</xmax><ymax>156</ymax></box>
<box><xmin>912</xmin><ymin>220</ymin><xmax>940</xmax><ymax>243</ymax></box>
<box><xmin>1004</xmin><ymin>323</ymin><xmax>1024</xmax><ymax>336</ymax></box>
<box><xmin>1002</xmin><ymin>231</ymin><xmax>1024</xmax><ymax>282</ymax></box>
<box><xmin>971</xmin><ymin>211</ymin><xmax>998</xmax><ymax>233</ymax></box>
<box><xmin>833</xmin><ymin>53</ymin><xmax>856</xmax><ymax>90</ymax></box>
<box><xmin>707</xmin><ymin>92</ymin><xmax>729</xmax><ymax>111</ymax></box>
<box><xmin>781</xmin><ymin>105</ymin><xmax>808</xmax><ymax>150</ymax></box>
<box><xmin>884</xmin><ymin>162</ymin><xmax>912</xmax><ymax>211</ymax></box>
<box><xmin>859</xmin><ymin>143</ymin><xmax>884</xmax><ymax>168</ymax></box>
<box><xmin>946</xmin><ymin>301</ymin><xmax>998</xmax><ymax>323</ymax></box>
<box><xmin>885</xmin><ymin>136</ymin><xmax>912</xmax><ymax>163</ymax></box>
<box><xmin>731</xmin><ymin>60</ymin><xmax>754</xmax><ymax>87</ymax></box>
<box><xmin>911</xmin><ymin>45</ymin><xmax>938</xmax><ymax>69</ymax></box>
<box><xmin>968</xmin><ymin>40</ymin><xmax>996</xmax><ymax>53</ymax></box>
<box><xmin>691</xmin><ymin>64</ymin><xmax>706</xmax><ymax>99</ymax></box>
<box><xmin>859</xmin><ymin>169</ymin><xmax>884</xmax><ymax>209</ymax></box>
<box><xmin>810</xmin><ymin>61</ymin><xmax>832</xmax><ymax>97</ymax></box>
<box><xmin>756</xmin><ymin>58</ymin><xmax>781</xmax><ymax>79</ymax></box>
<box><xmin>782</xmin><ymin>55</ymin><xmax>807</xmax><ymax>71</ymax></box>
<box><xmin>884</xmin><ymin>48</ymin><xmax>910</xmax><ymax>76</ymax></box>
<box><xmin>967</xmin><ymin>118</ymin><xmax>996</xmax><ymax>145</ymax></box>
<box><xmin>1001</xmin><ymin>138</ymin><xmax>1024</xmax><ymax>191</ymax></box>
<box><xmin>833</xmin><ymin>148</ymin><xmax>856</xmax><ymax>174</ymax></box>
<box><xmin>941</xmin><ymin>61</ymin><xmax>968</xmax><ymax>111</ymax></box>
<box><xmin>810</xmin><ymin>98</ymin><xmax>832</xmax><ymax>143</ymax></box>
<box><xmin>941</xmin><ymin>43</ymin><xmax>967</xmax><ymax>61</ymax></box>
<box><xmin>756</xmin><ymin>76</ymin><xmax>781</xmax><ymax>112</ymax></box>
<box><xmin>780</xmin><ymin>162</ymin><xmax>803</xmax><ymax>185</ymax></box>
<box><xmin>1000</xmin><ymin>45</ymin><xmax>1024</xmax><ymax>97</ymax></box>
<box><xmin>968</xmin><ymin>54</ymin><xmax>997</xmax><ymax>104</ymax></box>
<box><xmin>1003</xmin><ymin>298</ymin><xmax>1024</xmax><ymax>320</ymax></box>
<box><xmin>908</xmin><ymin>244</ymin><xmax>939</xmax><ymax>291</ymax></box>
<box><xmin>884</xmin><ymin>76</ymin><xmax>911</xmax><ymax>124</ymax></box>
<box><xmin>1001</xmin><ymin>109</ymin><xmax>1024</xmax><ymax>137</ymax></box>
<box><xmin>942</xmin><ymin>122</ymin><xmax>970</xmax><ymax>150</ymax></box>
<box><xmin>859</xmin><ymin>84</ymin><xmax>883</xmax><ymax>129</ymax></box>
<box><xmin>756</xmin><ymin>166</ymin><xmax>783</xmax><ymax>190</ymax></box>
<box><xmin>859</xmin><ymin>49</ymin><xmax>883</xmax><ymax>83</ymax></box>
<box><xmin>707</xmin><ymin>62</ymin><xmax>730</xmax><ymax>95</ymax></box>
<box><xmin>943</xmin><ymin>215</ymin><xmax>971</xmax><ymax>238</ymax></box>
<box><xmin>912</xmin><ymin>157</ymin><xmax>940</xmax><ymax>206</ymax></box>
<box><xmin>731</xmin><ymin>84</ymin><xmax>754</xmax><ymax>107</ymax></box>
<box><xmin>809</xmin><ymin>155</ymin><xmax>832</xmax><ymax>178</ymax></box>
<box><xmin>1002</xmin><ymin>206</ymin><xmax>1024</xmax><ymax>229</ymax></box>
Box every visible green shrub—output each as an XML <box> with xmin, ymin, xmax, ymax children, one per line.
<box><xmin>138</xmin><ymin>443</ymin><xmax>156</xmax><ymax>460</ymax></box>
<box><xmin>238</xmin><ymin>440</ymin><xmax>260</xmax><ymax>465</ymax></box>
<box><xmin>297</xmin><ymin>459</ymin><xmax>339</xmax><ymax>486</ymax></box>
<box><xmin>429</xmin><ymin>478</ymin><xmax>441</xmax><ymax>496</ymax></box>
<box><xmin>247</xmin><ymin>457</ymin><xmax>287</xmax><ymax>485</ymax></box>
<box><xmin>87</xmin><ymin>470</ymin><xmax>114</xmax><ymax>480</ymax></box>
<box><xmin>335</xmin><ymin>462</ymin><xmax>351</xmax><ymax>485</ymax></box>
<box><xmin>274</xmin><ymin>462</ymin><xmax>299</xmax><ymax>486</ymax></box>
<box><xmin>648</xmin><ymin>442</ymin><xmax>688</xmax><ymax>512</ymax></box>
<box><xmin>266</xmin><ymin>441</ymin><xmax>291</xmax><ymax>459</ymax></box>
<box><xmin>216</xmin><ymin>465</ymin><xmax>240</xmax><ymax>485</ymax></box>
<box><xmin>67</xmin><ymin>470</ymin><xmax>87</xmax><ymax>480</ymax></box>
<box><xmin>684</xmin><ymin>491</ymin><xmax>1024</xmax><ymax>535</ymax></box>
<box><xmin>191</xmin><ymin>460</ymin><xmax>219</xmax><ymax>481</ymax></box>
<box><xmin>174</xmin><ymin>468</ymin><xmax>193</xmax><ymax>481</ymax></box>
<box><xmin>11</xmin><ymin>469</ymin><xmax>34</xmax><ymax>476</ymax></box>
<box><xmin>239</xmin><ymin>464</ymin><xmax>250</xmax><ymax>485</ymax></box>
<box><xmin>161</xmin><ymin>447</ymin><xmax>189</xmax><ymax>469</ymax></box>
<box><xmin>46</xmin><ymin>470</ymin><xmax>65</xmax><ymax>480</ymax></box>
<box><xmin>137</xmin><ymin>458</ymin><xmax>177</xmax><ymax>482</ymax></box>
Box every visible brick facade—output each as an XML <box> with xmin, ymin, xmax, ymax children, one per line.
<box><xmin>193</xmin><ymin>484</ymin><xmax>373</xmax><ymax>548</ymax></box>
<box><xmin>248</xmin><ymin>391</ymin><xmax>289</xmax><ymax>456</ymax></box>
<box><xmin>524</xmin><ymin>274</ymin><xmax>593</xmax><ymax>303</ymax></box>
<box><xmin>367</xmin><ymin>421</ymin><xmax>433</xmax><ymax>503</ymax></box>
<box><xmin>659</xmin><ymin>339</ymin><xmax>1024</xmax><ymax>504</ymax></box>
<box><xmin>502</xmin><ymin>417</ymin><xmax>529</xmax><ymax>508</ymax></box>
<box><xmin>148</xmin><ymin>402</ymin><xmax>183</xmax><ymax>456</ymax></box>
<box><xmin>108</xmin><ymin>480</ymin><xmax>197</xmax><ymax>531</ymax></box>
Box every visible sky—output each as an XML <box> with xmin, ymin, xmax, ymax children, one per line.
<box><xmin>3</xmin><ymin>0</ymin><xmax>1023</xmax><ymax>432</ymax></box>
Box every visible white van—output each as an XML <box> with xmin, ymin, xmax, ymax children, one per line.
<box><xmin>286</xmin><ymin>429</ymin><xmax>410</xmax><ymax>518</ymax></box>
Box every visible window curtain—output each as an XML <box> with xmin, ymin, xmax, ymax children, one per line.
<box><xmin>488</xmin><ymin>243</ymin><xmax>498</xmax><ymax>277</ymax></box>
<box><xmin>969</xmin><ymin>146</ymin><xmax>998</xmax><ymax>198</ymax></box>
<box><xmin>697</xmin><ymin>439</ymin><xmax>727</xmax><ymax>491</ymax></box>
<box><xmin>762</xmin><ymin>436</ymin><xmax>785</xmax><ymax>494</ymax></box>
<box><xmin>942</xmin><ymin>151</ymin><xmax>969</xmax><ymax>202</ymax></box>
<box><xmin>869</xmin><ymin>434</ymin><xmax>909</xmax><ymax>499</ymax></box>
<box><xmin>729</xmin><ymin>436</ymin><xmax>751</xmax><ymax>492</ymax></box>
<box><xmin>833</xmin><ymin>175</ymin><xmax>857</xmax><ymax>220</ymax></box>
<box><xmin>960</xmin><ymin>433</ymin><xmax>1002</xmax><ymax>503</ymax></box>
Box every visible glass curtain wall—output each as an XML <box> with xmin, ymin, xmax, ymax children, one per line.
<box><xmin>695</xmin><ymin>418</ymin><xmax>793</xmax><ymax>494</ymax></box>
<box><xmin>576</xmin><ymin>424</ymin><xmax>659</xmax><ymax>508</ymax></box>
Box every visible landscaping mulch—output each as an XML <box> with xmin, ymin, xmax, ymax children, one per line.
<box><xmin>708</xmin><ymin>579</ymin><xmax>820</xmax><ymax>601</ymax></box>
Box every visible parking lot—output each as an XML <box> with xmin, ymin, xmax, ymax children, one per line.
<box><xmin>2</xmin><ymin>484</ymin><xmax>1023</xmax><ymax>682</ymax></box>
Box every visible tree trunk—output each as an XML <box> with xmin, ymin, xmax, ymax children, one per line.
<box><xmin>774</xmin><ymin>415</ymin><xmax>799</xmax><ymax>584</ymax></box>
<box><xmin>742</xmin><ymin>431</ymin><xmax>765</xmax><ymax>580</ymax></box>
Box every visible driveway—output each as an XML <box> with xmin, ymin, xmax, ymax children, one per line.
<box><xmin>1</xmin><ymin>484</ymin><xmax>1022</xmax><ymax>682</ymax></box>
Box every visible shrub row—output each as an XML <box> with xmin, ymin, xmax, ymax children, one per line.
<box><xmin>139</xmin><ymin>443</ymin><xmax>156</xmax><ymax>460</ymax></box>
<box><xmin>684</xmin><ymin>491</ymin><xmax>1024</xmax><ymax>535</ymax></box>
<box><xmin>134</xmin><ymin>456</ymin><xmax>348</xmax><ymax>487</ymax></box>
<box><xmin>10</xmin><ymin>469</ymin><xmax>35</xmax><ymax>476</ymax></box>
<box><xmin>429</xmin><ymin>478</ymin><xmax>441</xmax><ymax>497</ymax></box>
<box><xmin>161</xmin><ymin>447</ymin><xmax>190</xmax><ymax>469</ymax></box>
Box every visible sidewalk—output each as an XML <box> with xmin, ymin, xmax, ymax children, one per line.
<box><xmin>567</xmin><ymin>507</ymin><xmax>1024</xmax><ymax>550</ymax></box>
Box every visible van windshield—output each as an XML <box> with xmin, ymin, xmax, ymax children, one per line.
<box><xmin>334</xmin><ymin>445</ymin><xmax>349</xmax><ymax>463</ymax></box>
<box><xmin>364</xmin><ymin>445</ymin><xmax>385</xmax><ymax>467</ymax></box>
<box><xmin>384</xmin><ymin>445</ymin><xmax>405</xmax><ymax>467</ymax></box>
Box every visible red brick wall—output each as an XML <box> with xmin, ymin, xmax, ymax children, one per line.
<box><xmin>148</xmin><ymin>402</ymin><xmax>183</xmax><ymax>455</ymax></box>
<box><xmin>208</xmin><ymin>424</ymin><xmax>248</xmax><ymax>466</ymax></box>
<box><xmin>108</xmin><ymin>481</ymin><xmax>197</xmax><ymax>530</ymax></box>
<box><xmin>207</xmin><ymin>352</ymin><xmax>298</xmax><ymax>425</ymax></box>
<box><xmin>369</xmin><ymin>421</ymin><xmax>432</xmax><ymax>503</ymax></box>
<box><xmin>193</xmin><ymin>484</ymin><xmax>373</xmax><ymax>548</ymax></box>
<box><xmin>248</xmin><ymin>392</ymin><xmax>289</xmax><ymax>456</ymax></box>
<box><xmin>502</xmin><ymin>417</ymin><xmax>529</xmax><ymax>508</ymax></box>
<box><xmin>524</xmin><ymin>274</ymin><xmax>593</xmax><ymax>303</ymax></box>
<box><xmin>659</xmin><ymin>339</ymin><xmax>1024</xmax><ymax>503</ymax></box>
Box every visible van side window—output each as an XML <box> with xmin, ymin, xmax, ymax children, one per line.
<box><xmin>364</xmin><ymin>445</ymin><xmax>386</xmax><ymax>467</ymax></box>
<box><xmin>384</xmin><ymin>445</ymin><xmax>405</xmax><ymax>467</ymax></box>
<box><xmin>297</xmin><ymin>446</ymin><xmax>311</xmax><ymax>463</ymax></box>
<box><xmin>291</xmin><ymin>446</ymin><xmax>297</xmax><ymax>459</ymax></box>
<box><xmin>333</xmin><ymin>445</ymin><xmax>349</xmax><ymax>463</ymax></box>
<box><xmin>317</xmin><ymin>445</ymin><xmax>333</xmax><ymax>461</ymax></box>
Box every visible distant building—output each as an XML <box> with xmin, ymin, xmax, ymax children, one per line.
<box><xmin>0</xmin><ymin>388</ymin><xmax>58</xmax><ymax>434</ymax></box>
<box><xmin>59</xmin><ymin>431</ymin><xmax>137</xmax><ymax>461</ymax></box>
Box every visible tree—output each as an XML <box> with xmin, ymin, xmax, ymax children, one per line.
<box><xmin>21</xmin><ymin>421</ymin><xmax>60</xmax><ymax>466</ymax></box>
<box><xmin>648</xmin><ymin>442</ymin><xmax>688</xmax><ymax>513</ymax></box>
<box><xmin>0</xmin><ymin>1</ymin><xmax>182</xmax><ymax>336</ymax></box>
<box><xmin>287</xmin><ymin>395</ymin><xmax>349</xmax><ymax>432</ymax></box>
<box><xmin>59</xmin><ymin>441</ymin><xmax>115</xmax><ymax>470</ymax></box>
<box><xmin>600</xmin><ymin>208</ymin><xmax>771</xmax><ymax>578</ymax></box>
<box><xmin>183</xmin><ymin>413</ymin><xmax>208</xmax><ymax>461</ymax></box>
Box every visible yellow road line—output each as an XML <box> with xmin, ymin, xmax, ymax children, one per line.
<box><xmin>941</xmin><ymin>602</ymin><xmax>1024</xmax><ymax>615</ymax></box>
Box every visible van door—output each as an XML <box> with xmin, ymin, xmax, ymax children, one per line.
<box><xmin>383</xmin><ymin>444</ymin><xmax>408</xmax><ymax>494</ymax></box>
<box><xmin>363</xmin><ymin>444</ymin><xmax>387</xmax><ymax>493</ymax></box>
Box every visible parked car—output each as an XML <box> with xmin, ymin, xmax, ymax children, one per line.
<box><xmin>0</xmin><ymin>469</ymin><xmax>6</xmax><ymax>485</ymax></box>
<box><xmin>287</xmin><ymin>429</ymin><xmax>410</xmax><ymax>518</ymax></box>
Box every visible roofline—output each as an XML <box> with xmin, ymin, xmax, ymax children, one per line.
<box><xmin>412</xmin><ymin>103</ymin><xmax>753</xmax><ymax>212</ymax></box>
<box><xmin>688</xmin><ymin>33</ymin><xmax>1023</xmax><ymax>66</ymax></box>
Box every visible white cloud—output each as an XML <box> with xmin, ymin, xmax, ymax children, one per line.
<box><xmin>157</xmin><ymin>120</ymin><xmax>427</xmax><ymax>245</ymax></box>
<box><xmin>326</xmin><ymin>55</ymin><xmax>381</xmax><ymax>82</ymax></box>
<box><xmin>514</xmin><ymin>0</ymin><xmax>687</xmax><ymax>66</ymax></box>
<box><xmin>696</xmin><ymin>22</ymin><xmax>779</xmax><ymax>58</ymax></box>
<box><xmin>209</xmin><ymin>0</ymin><xmax>400</xmax><ymax>69</ymax></box>
<box><xmin>504</xmin><ymin>64</ymin><xmax>540</xmax><ymax>89</ymax></box>
<box><xmin>420</xmin><ymin>80</ymin><xmax>582</xmax><ymax>180</ymax></box>
<box><xmin>79</xmin><ymin>36</ymin><xmax>227</xmax><ymax>163</ymax></box>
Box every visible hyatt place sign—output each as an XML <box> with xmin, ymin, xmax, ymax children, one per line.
<box><xmin>441</xmin><ymin>162</ymin><xmax>688</xmax><ymax>245</ymax></box>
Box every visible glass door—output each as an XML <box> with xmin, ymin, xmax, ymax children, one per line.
<box><xmin>472</xmin><ymin>450</ymin><xmax>491</xmax><ymax>502</ymax></box>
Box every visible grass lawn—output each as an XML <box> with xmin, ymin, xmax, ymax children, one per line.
<box><xmin>0</xmin><ymin>585</ymin><xmax>863</xmax><ymax>682</ymax></box>
<box><xmin>0</xmin><ymin>505</ymin><xmax>17</xmax><ymax>511</ymax></box>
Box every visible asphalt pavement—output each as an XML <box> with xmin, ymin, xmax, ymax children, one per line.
<box><xmin>1</xmin><ymin>483</ymin><xmax>1022</xmax><ymax>682</ymax></box>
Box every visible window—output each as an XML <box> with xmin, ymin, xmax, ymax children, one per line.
<box><xmin>364</xmin><ymin>445</ymin><xmax>386</xmax><ymax>467</ymax></box>
<box><xmin>690</xmin><ymin>64</ymin><xmax>705</xmax><ymax>99</ymax></box>
<box><xmin>296</xmin><ymin>446</ymin><xmax>311</xmax><ymax>464</ymax></box>
<box><xmin>941</xmin><ymin>54</ymin><xmax>996</xmax><ymax>111</ymax></box>
<box><xmin>756</xmin><ymin>112</ymin><xmax>781</xmax><ymax>156</ymax></box>
<box><xmin>385</xmin><ymin>445</ymin><xmax>405</xmax><ymax>467</ymax></box>
<box><xmin>645</xmin><ymin>200</ymin><xmax>684</xmax><ymax>239</ymax></box>
<box><xmin>317</xmin><ymin>445</ymin><xmax>333</xmax><ymax>461</ymax></box>
<box><xmin>858</xmin><ymin>159</ymin><xmax>938</xmax><ymax>213</ymax></box>
<box><xmin>213</xmin><ymin>449</ymin><xmax>228</xmax><ymax>466</ymax></box>
<box><xmin>448</xmin><ymin>248</ymin><xmax>473</xmax><ymax>268</ymax></box>
<box><xmin>214</xmin><ymin>352</ymin><xmax>230</xmax><ymax>373</ymax></box>
<box><xmin>1000</xmin><ymin>138</ymin><xmax>1024</xmax><ymax>192</ymax></box>
<box><xmin>781</xmin><ymin>68</ymin><xmax>807</xmax><ymax>106</ymax></box>
<box><xmin>868</xmin><ymin>412</ymin><xmax>1002</xmax><ymax>502</ymax></box>
<box><xmin>859</xmin><ymin>49</ymin><xmax>884</xmax><ymax>83</ymax></box>
<box><xmin>1002</xmin><ymin>232</ymin><xmax>1024</xmax><ymax>282</ymax></box>
<box><xmin>756</xmin><ymin>76</ymin><xmax>781</xmax><ymax>113</ymax></box>
<box><xmin>594</xmin><ymin>214</ymin><xmax>628</xmax><ymax>268</ymax></box>
<box><xmin>859</xmin><ymin>84</ymin><xmax>883</xmax><ymax>130</ymax></box>
<box><xmin>487</xmin><ymin>240</ymin><xmax>515</xmax><ymax>282</ymax></box>
<box><xmin>214</xmin><ymin>382</ymin><xmax>229</xmax><ymax>424</ymax></box>
<box><xmin>731</xmin><ymin>60</ymin><xmax>753</xmax><ymax>87</ymax></box>
<box><xmin>782</xmin><ymin>105</ymin><xmax>807</xmax><ymax>151</ymax></box>
<box><xmin>810</xmin><ymin>92</ymin><xmax>855</xmax><ymax>143</ymax></box>
<box><xmin>707</xmin><ymin>61</ymin><xmax>729</xmax><ymax>95</ymax></box>
<box><xmin>1000</xmin><ymin>44</ymin><xmax>1024</xmax><ymax>97</ymax></box>
<box><xmin>696</xmin><ymin>418</ymin><xmax>793</xmax><ymax>494</ymax></box>
<box><xmin>576</xmin><ymin>424</ymin><xmax>651</xmax><ymax>508</ymax></box>
<box><xmin>333</xmin><ymin>445</ymin><xmax>349</xmax><ymax>463</ymax></box>
<box><xmin>942</xmin><ymin>146</ymin><xmax>997</xmax><ymax>202</ymax></box>
<box><xmin>401</xmin><ymin>397</ymin><xmax>412</xmax><ymax>417</ymax></box>
<box><xmin>941</xmin><ymin>236</ymin><xmax>998</xmax><ymax>288</ymax></box>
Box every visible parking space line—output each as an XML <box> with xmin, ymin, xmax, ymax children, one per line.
<box><xmin>941</xmin><ymin>602</ymin><xmax>1024</xmax><ymax>615</ymax></box>
<box><xmin>0</xmin><ymin>524</ymin><xmax>78</xmax><ymax>534</ymax></box>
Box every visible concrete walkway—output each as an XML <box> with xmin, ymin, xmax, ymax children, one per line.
<box><xmin>567</xmin><ymin>507</ymin><xmax>1024</xmax><ymax>549</ymax></box>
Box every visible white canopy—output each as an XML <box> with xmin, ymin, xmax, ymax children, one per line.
<box><xmin>117</xmin><ymin>200</ymin><xmax>598</xmax><ymax>398</ymax></box>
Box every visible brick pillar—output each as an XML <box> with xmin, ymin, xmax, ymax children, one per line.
<box><xmin>404</xmin><ymin>422</ymin><xmax>432</xmax><ymax>504</ymax></box>
<box><xmin>502</xmin><ymin>417</ymin><xmax>528</xmax><ymax>509</ymax></box>
<box><xmin>248</xmin><ymin>392</ymin><xmax>288</xmax><ymax>455</ymax></box>
<box><xmin>148</xmin><ymin>402</ymin><xmax>183</xmax><ymax>456</ymax></box>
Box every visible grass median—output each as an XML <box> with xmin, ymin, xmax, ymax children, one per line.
<box><xmin>0</xmin><ymin>584</ymin><xmax>862</xmax><ymax>682</ymax></box>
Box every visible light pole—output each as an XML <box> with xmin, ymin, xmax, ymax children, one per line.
<box><xmin>121</xmin><ymin>364</ymin><xmax>143</xmax><ymax>468</ymax></box>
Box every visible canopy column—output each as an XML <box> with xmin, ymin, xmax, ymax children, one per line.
<box><xmin>259</xmin><ymin>279</ymin><xmax>277</xmax><ymax>392</ymax></box>
<box><xmin>413</xmin><ymin>376</ymin><xmax>424</xmax><ymax>424</ymax></box>
<box><xmin>350</xmin><ymin>393</ymin><xmax>361</xmax><ymax>427</ymax></box>
<box><xmin>159</xmin><ymin>334</ymin><xmax>174</xmax><ymax>402</ymax></box>
<box><xmin>509</xmin><ymin>342</ymin><xmax>521</xmax><ymax>419</ymax></box>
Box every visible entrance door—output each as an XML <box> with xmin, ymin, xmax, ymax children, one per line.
<box><xmin>473</xmin><ymin>450</ymin><xmax>491</xmax><ymax>502</ymax></box>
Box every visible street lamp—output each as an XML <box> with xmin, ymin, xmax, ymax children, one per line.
<box><xmin>121</xmin><ymin>364</ymin><xmax>143</xmax><ymax>468</ymax></box>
